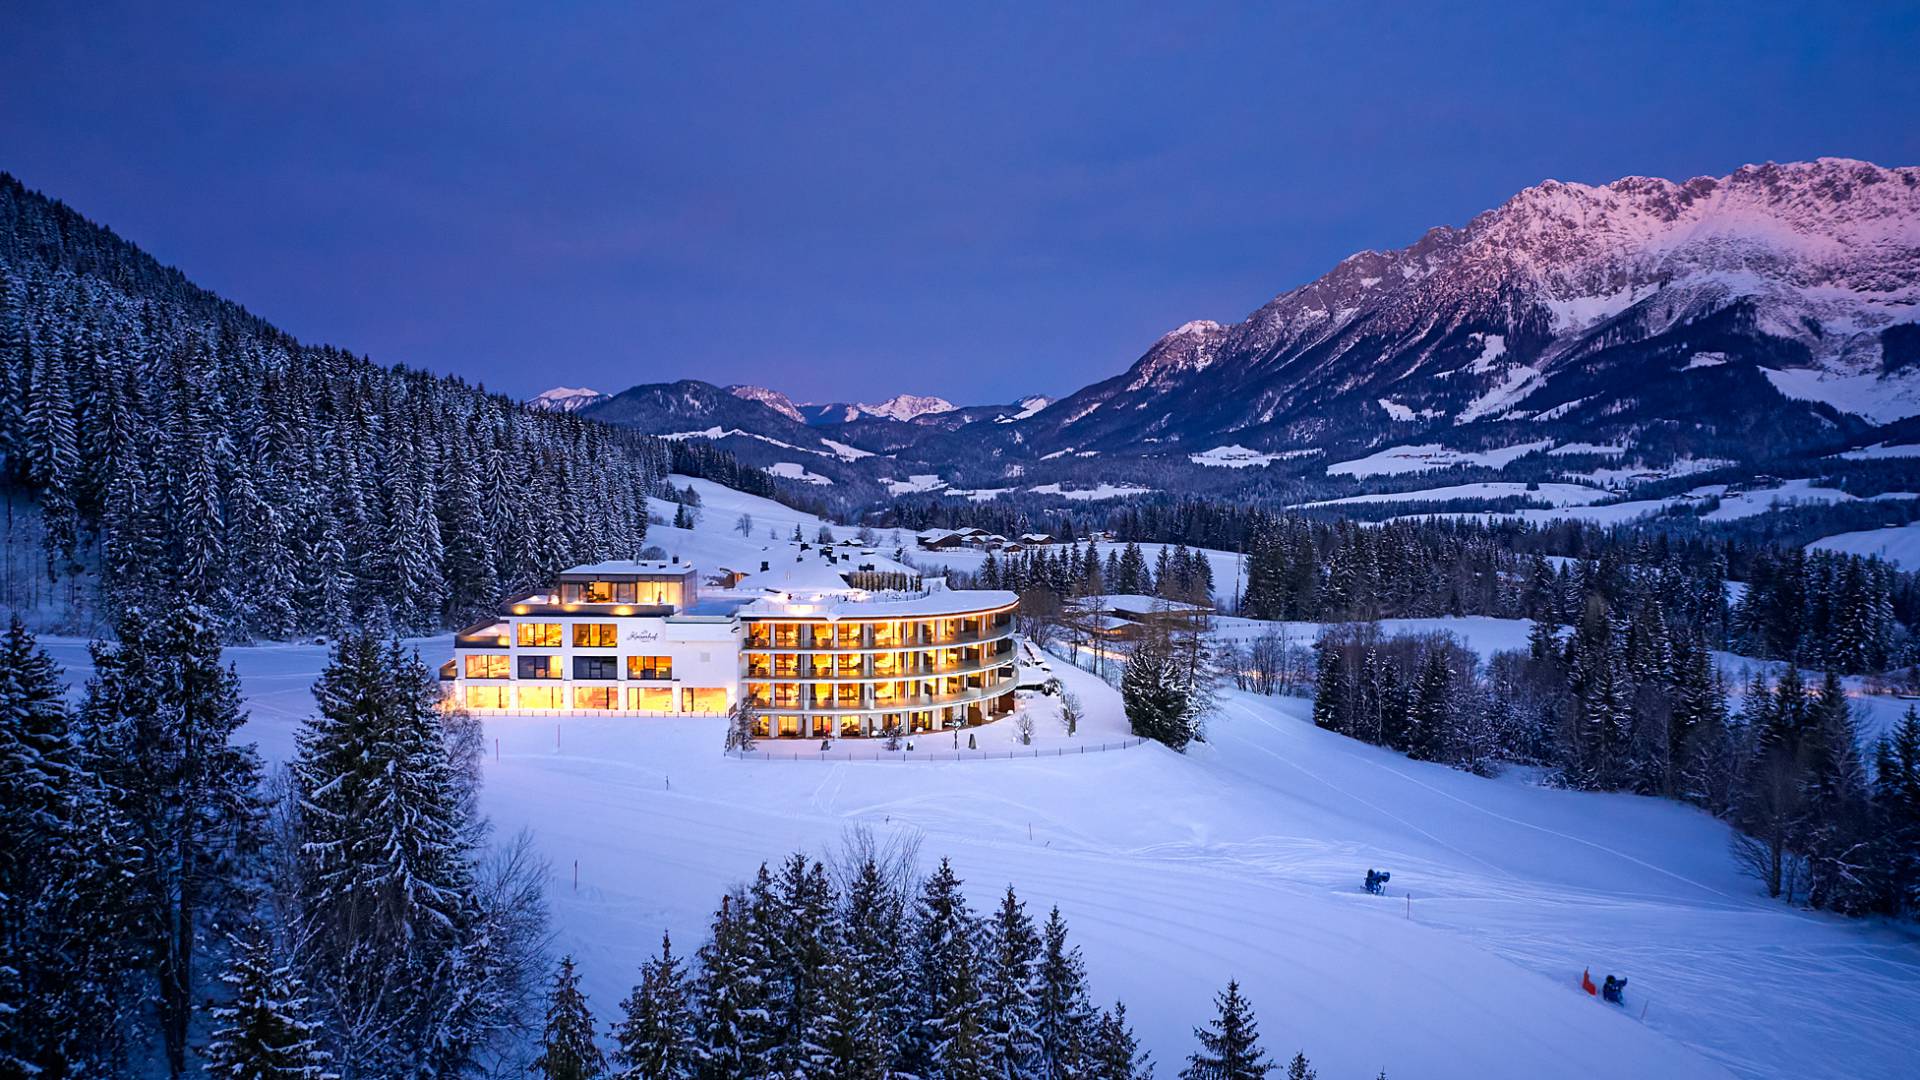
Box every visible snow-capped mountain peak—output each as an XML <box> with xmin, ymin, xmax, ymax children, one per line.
<box><xmin>528</xmin><ymin>386</ymin><xmax>608</xmax><ymax>412</ymax></box>
<box><xmin>857</xmin><ymin>394</ymin><xmax>958</xmax><ymax>422</ymax></box>
<box><xmin>725</xmin><ymin>384</ymin><xmax>806</xmax><ymax>423</ymax></box>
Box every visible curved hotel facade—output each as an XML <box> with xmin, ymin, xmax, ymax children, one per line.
<box><xmin>445</xmin><ymin>557</ymin><xmax>1018</xmax><ymax>738</ymax></box>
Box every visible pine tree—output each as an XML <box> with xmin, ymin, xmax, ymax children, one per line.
<box><xmin>694</xmin><ymin>891</ymin><xmax>766</xmax><ymax>1080</ymax></box>
<box><xmin>834</xmin><ymin>854</ymin><xmax>910</xmax><ymax>1079</ymax></box>
<box><xmin>1180</xmin><ymin>980</ymin><xmax>1272</xmax><ymax>1080</ymax></box>
<box><xmin>981</xmin><ymin>885</ymin><xmax>1041</xmax><ymax>1079</ymax></box>
<box><xmin>533</xmin><ymin>955</ymin><xmax>608</xmax><ymax>1080</ymax></box>
<box><xmin>204</xmin><ymin>927</ymin><xmax>337</xmax><ymax>1080</ymax></box>
<box><xmin>1282</xmin><ymin>1051</ymin><xmax>1315</xmax><ymax>1080</ymax></box>
<box><xmin>1123</xmin><ymin>638</ymin><xmax>1196</xmax><ymax>751</ymax></box>
<box><xmin>1033</xmin><ymin>906</ymin><xmax>1095</xmax><ymax>1080</ymax></box>
<box><xmin>1090</xmin><ymin>1001</ymin><xmax>1153</xmax><ymax>1080</ymax></box>
<box><xmin>905</xmin><ymin>859</ymin><xmax>978</xmax><ymax>1077</ymax></box>
<box><xmin>1311</xmin><ymin>640</ymin><xmax>1349</xmax><ymax>735</ymax></box>
<box><xmin>288</xmin><ymin>631</ymin><xmax>500</xmax><ymax>1075</ymax></box>
<box><xmin>612</xmin><ymin>933</ymin><xmax>698</xmax><ymax>1080</ymax></box>
<box><xmin>0</xmin><ymin>615</ymin><xmax>142</xmax><ymax>1076</ymax></box>
<box><xmin>1871</xmin><ymin>709</ymin><xmax>1920</xmax><ymax>916</ymax></box>
<box><xmin>81</xmin><ymin>602</ymin><xmax>264</xmax><ymax>1079</ymax></box>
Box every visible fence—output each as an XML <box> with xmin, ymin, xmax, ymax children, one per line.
<box><xmin>725</xmin><ymin>736</ymin><xmax>1149</xmax><ymax>763</ymax></box>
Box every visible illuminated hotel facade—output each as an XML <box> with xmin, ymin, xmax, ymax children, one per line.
<box><xmin>446</xmin><ymin>559</ymin><xmax>1019</xmax><ymax>738</ymax></box>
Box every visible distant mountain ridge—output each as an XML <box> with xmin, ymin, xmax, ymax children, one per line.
<box><xmin>1003</xmin><ymin>158</ymin><xmax>1920</xmax><ymax>462</ymax></box>
<box><xmin>562</xmin><ymin>159</ymin><xmax>1920</xmax><ymax>507</ymax></box>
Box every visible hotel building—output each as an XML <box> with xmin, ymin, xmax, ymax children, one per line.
<box><xmin>445</xmin><ymin>555</ymin><xmax>1019</xmax><ymax>738</ymax></box>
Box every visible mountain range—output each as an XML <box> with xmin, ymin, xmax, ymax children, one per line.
<box><xmin>541</xmin><ymin>158</ymin><xmax>1920</xmax><ymax>505</ymax></box>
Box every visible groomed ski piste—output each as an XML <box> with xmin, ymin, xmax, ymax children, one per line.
<box><xmin>37</xmin><ymin>479</ymin><xmax>1920</xmax><ymax>1079</ymax></box>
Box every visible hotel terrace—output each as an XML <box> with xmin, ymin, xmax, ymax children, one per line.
<box><xmin>445</xmin><ymin>552</ymin><xmax>1019</xmax><ymax>738</ymax></box>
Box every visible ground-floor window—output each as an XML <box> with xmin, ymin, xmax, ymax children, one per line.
<box><xmin>753</xmin><ymin>716</ymin><xmax>771</xmax><ymax>737</ymax></box>
<box><xmin>911</xmin><ymin>711</ymin><xmax>932</xmax><ymax>733</ymax></box>
<box><xmin>464</xmin><ymin>685</ymin><xmax>510</xmax><ymax>709</ymax></box>
<box><xmin>574</xmin><ymin>686</ymin><xmax>619</xmax><ymax>710</ymax></box>
<box><xmin>779</xmin><ymin>716</ymin><xmax>801</xmax><ymax>737</ymax></box>
<box><xmin>626</xmin><ymin>686</ymin><xmax>674</xmax><ymax>712</ymax></box>
<box><xmin>813</xmin><ymin>716</ymin><xmax>834</xmax><ymax>737</ymax></box>
<box><xmin>682</xmin><ymin>687</ymin><xmax>728</xmax><ymax>714</ymax></box>
<box><xmin>840</xmin><ymin>715</ymin><xmax>864</xmax><ymax>737</ymax></box>
<box><xmin>517</xmin><ymin>685</ymin><xmax>563</xmax><ymax>710</ymax></box>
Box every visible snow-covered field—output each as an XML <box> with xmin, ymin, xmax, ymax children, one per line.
<box><xmin>1808</xmin><ymin>522</ymin><xmax>1920</xmax><ymax>570</ymax></box>
<box><xmin>33</xmin><ymin>633</ymin><xmax>1920</xmax><ymax>1080</ymax></box>
<box><xmin>42</xmin><ymin>479</ymin><xmax>1907</xmax><ymax>1077</ymax></box>
<box><xmin>1303</xmin><ymin>482</ymin><xmax>1610</xmax><ymax>509</ymax></box>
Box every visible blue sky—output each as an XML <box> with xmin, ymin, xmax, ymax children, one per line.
<box><xmin>3</xmin><ymin>3</ymin><xmax>1916</xmax><ymax>404</ymax></box>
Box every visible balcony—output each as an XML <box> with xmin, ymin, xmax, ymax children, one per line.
<box><xmin>749</xmin><ymin>673</ymin><xmax>1018</xmax><ymax>716</ymax></box>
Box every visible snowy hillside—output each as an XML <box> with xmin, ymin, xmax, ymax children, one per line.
<box><xmin>1808</xmin><ymin>521</ymin><xmax>1920</xmax><ymax>569</ymax></box>
<box><xmin>31</xmin><ymin>631</ymin><xmax>1918</xmax><ymax>1080</ymax></box>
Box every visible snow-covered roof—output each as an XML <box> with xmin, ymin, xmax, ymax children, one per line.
<box><xmin>560</xmin><ymin>559</ymin><xmax>696</xmax><ymax>577</ymax></box>
<box><xmin>729</xmin><ymin>555</ymin><xmax>858</xmax><ymax>595</ymax></box>
<box><xmin>1074</xmin><ymin>593</ymin><xmax>1208</xmax><ymax>616</ymax></box>
<box><xmin>740</xmin><ymin>588</ymin><xmax>1017</xmax><ymax>621</ymax></box>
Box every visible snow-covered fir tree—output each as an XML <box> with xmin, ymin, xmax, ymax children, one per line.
<box><xmin>203</xmin><ymin>926</ymin><xmax>337</xmax><ymax>1080</ymax></box>
<box><xmin>531</xmin><ymin>955</ymin><xmax>608</xmax><ymax>1080</ymax></box>
<box><xmin>286</xmin><ymin>631</ymin><xmax>543</xmax><ymax>1076</ymax></box>
<box><xmin>80</xmin><ymin>601</ymin><xmax>263</xmax><ymax>1078</ymax></box>
<box><xmin>1180</xmin><ymin>980</ymin><xmax>1273</xmax><ymax>1080</ymax></box>
<box><xmin>612</xmin><ymin>932</ymin><xmax>698</xmax><ymax>1080</ymax></box>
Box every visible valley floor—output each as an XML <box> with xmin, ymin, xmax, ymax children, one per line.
<box><xmin>38</xmin><ymin>634</ymin><xmax>1920</xmax><ymax>1080</ymax></box>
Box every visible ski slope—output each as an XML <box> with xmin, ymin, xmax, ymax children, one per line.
<box><xmin>32</xmin><ymin>632</ymin><xmax>1920</xmax><ymax>1080</ymax></box>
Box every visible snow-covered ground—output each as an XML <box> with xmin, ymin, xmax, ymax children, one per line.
<box><xmin>1326</xmin><ymin>441</ymin><xmax>1553</xmax><ymax>478</ymax></box>
<box><xmin>1807</xmin><ymin>522</ymin><xmax>1920</xmax><ymax>570</ymax></box>
<box><xmin>1302</xmin><ymin>482</ymin><xmax>1610</xmax><ymax>509</ymax></box>
<box><xmin>44</xmin><ymin>477</ymin><xmax>1905</xmax><ymax>1077</ymax></box>
<box><xmin>32</xmin><ymin>633</ymin><xmax>1920</xmax><ymax>1080</ymax></box>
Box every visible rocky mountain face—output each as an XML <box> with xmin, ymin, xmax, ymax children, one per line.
<box><xmin>568</xmin><ymin>159</ymin><xmax>1920</xmax><ymax>507</ymax></box>
<box><xmin>527</xmin><ymin>385</ymin><xmax>608</xmax><ymax>412</ymax></box>
<box><xmin>1001</xmin><ymin>158</ymin><xmax>1920</xmax><ymax>463</ymax></box>
<box><xmin>725</xmin><ymin>384</ymin><xmax>806</xmax><ymax>423</ymax></box>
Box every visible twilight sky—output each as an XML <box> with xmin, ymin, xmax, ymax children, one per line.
<box><xmin>3</xmin><ymin>3</ymin><xmax>1916</xmax><ymax>405</ymax></box>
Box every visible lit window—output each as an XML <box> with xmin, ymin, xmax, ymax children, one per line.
<box><xmin>573</xmin><ymin>623</ymin><xmax>619</xmax><ymax>648</ymax></box>
<box><xmin>682</xmin><ymin>687</ymin><xmax>728</xmax><ymax>714</ymax></box>
<box><xmin>464</xmin><ymin>685</ymin><xmax>510</xmax><ymax>709</ymax></box>
<box><xmin>516</xmin><ymin>623</ymin><xmax>562</xmax><ymax>648</ymax></box>
<box><xmin>626</xmin><ymin>655</ymin><xmax>674</xmax><ymax>680</ymax></box>
<box><xmin>517</xmin><ymin>685</ymin><xmax>563</xmax><ymax>710</ymax></box>
<box><xmin>627</xmin><ymin>686</ymin><xmax>674</xmax><ymax>712</ymax></box>
<box><xmin>574</xmin><ymin>686</ymin><xmax>618</xmax><ymax>710</ymax></box>
<box><xmin>464</xmin><ymin>654</ymin><xmax>510</xmax><ymax>679</ymax></box>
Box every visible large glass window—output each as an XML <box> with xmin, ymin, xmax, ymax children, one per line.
<box><xmin>464</xmin><ymin>685</ymin><xmax>510</xmax><ymax>709</ymax></box>
<box><xmin>625</xmin><ymin>655</ymin><xmax>673</xmax><ymax>680</ymax></box>
<box><xmin>773</xmin><ymin>623</ymin><xmax>801</xmax><ymax>648</ymax></box>
<box><xmin>517</xmin><ymin>622</ymin><xmax>563</xmax><ymax>647</ymax></box>
<box><xmin>627</xmin><ymin>686</ymin><xmax>675</xmax><ymax>712</ymax></box>
<box><xmin>681</xmin><ymin>687</ymin><xmax>728</xmax><ymax>714</ymax></box>
<box><xmin>573</xmin><ymin>623</ymin><xmax>619</xmax><ymax>648</ymax></box>
<box><xmin>517</xmin><ymin>685</ymin><xmax>563</xmax><ymax>710</ymax></box>
<box><xmin>574</xmin><ymin>686</ymin><xmax>618</xmax><ymax>710</ymax></box>
<box><xmin>517</xmin><ymin>655</ymin><xmax>562</xmax><ymax>680</ymax></box>
<box><xmin>573</xmin><ymin>656</ymin><xmax>618</xmax><ymax>680</ymax></box>
<box><xmin>464</xmin><ymin>654</ymin><xmax>510</xmax><ymax>679</ymax></box>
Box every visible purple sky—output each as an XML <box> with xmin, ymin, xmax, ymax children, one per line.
<box><xmin>3</xmin><ymin>3</ymin><xmax>1916</xmax><ymax>405</ymax></box>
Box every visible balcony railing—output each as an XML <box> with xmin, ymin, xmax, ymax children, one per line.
<box><xmin>750</xmin><ymin>674</ymin><xmax>1018</xmax><ymax>715</ymax></box>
